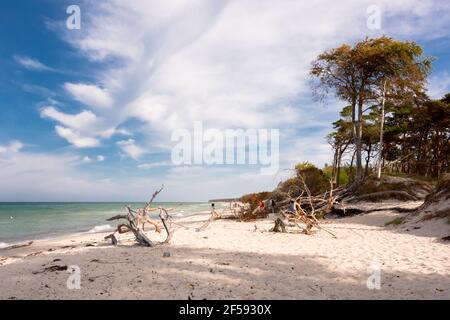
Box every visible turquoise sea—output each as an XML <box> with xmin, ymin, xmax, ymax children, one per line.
<box><xmin>0</xmin><ymin>202</ymin><xmax>218</xmax><ymax>247</ymax></box>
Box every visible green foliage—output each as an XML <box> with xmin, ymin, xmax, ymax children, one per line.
<box><xmin>311</xmin><ymin>36</ymin><xmax>433</xmax><ymax>182</ymax></box>
<box><xmin>384</xmin><ymin>95</ymin><xmax>450</xmax><ymax>177</ymax></box>
<box><xmin>323</xmin><ymin>164</ymin><xmax>350</xmax><ymax>186</ymax></box>
<box><xmin>275</xmin><ymin>163</ymin><xmax>330</xmax><ymax>198</ymax></box>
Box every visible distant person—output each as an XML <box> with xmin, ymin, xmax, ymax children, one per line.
<box><xmin>287</xmin><ymin>200</ymin><xmax>296</xmax><ymax>215</ymax></box>
<box><xmin>270</xmin><ymin>199</ymin><xmax>276</xmax><ymax>213</ymax></box>
<box><xmin>259</xmin><ymin>201</ymin><xmax>265</xmax><ymax>210</ymax></box>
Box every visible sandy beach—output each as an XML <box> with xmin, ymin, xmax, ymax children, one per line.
<box><xmin>0</xmin><ymin>200</ymin><xmax>449</xmax><ymax>300</ymax></box>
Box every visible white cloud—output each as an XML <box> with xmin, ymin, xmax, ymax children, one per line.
<box><xmin>13</xmin><ymin>55</ymin><xmax>55</xmax><ymax>72</ymax></box>
<box><xmin>41</xmin><ymin>106</ymin><xmax>130</xmax><ymax>148</ymax></box>
<box><xmin>64</xmin><ymin>83</ymin><xmax>114</xmax><ymax>108</ymax></box>
<box><xmin>117</xmin><ymin>139</ymin><xmax>146</xmax><ymax>160</ymax></box>
<box><xmin>55</xmin><ymin>126</ymin><xmax>100</xmax><ymax>148</ymax></box>
<box><xmin>81</xmin><ymin>155</ymin><xmax>106</xmax><ymax>163</ymax></box>
<box><xmin>137</xmin><ymin>161</ymin><xmax>172</xmax><ymax>169</ymax></box>
<box><xmin>82</xmin><ymin>156</ymin><xmax>93</xmax><ymax>163</ymax></box>
<box><xmin>0</xmin><ymin>148</ymin><xmax>163</xmax><ymax>201</ymax></box>
<box><xmin>427</xmin><ymin>71</ymin><xmax>450</xmax><ymax>99</ymax></box>
<box><xmin>0</xmin><ymin>141</ymin><xmax>24</xmax><ymax>154</ymax></box>
<box><xmin>41</xmin><ymin>106</ymin><xmax>98</xmax><ymax>131</ymax></box>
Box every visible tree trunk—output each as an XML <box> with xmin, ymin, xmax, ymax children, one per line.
<box><xmin>355</xmin><ymin>98</ymin><xmax>364</xmax><ymax>182</ymax></box>
<box><xmin>365</xmin><ymin>143</ymin><xmax>372</xmax><ymax>177</ymax></box>
<box><xmin>332</xmin><ymin>146</ymin><xmax>339</xmax><ymax>188</ymax></box>
<box><xmin>349</xmin><ymin>149</ymin><xmax>356</xmax><ymax>181</ymax></box>
<box><xmin>376</xmin><ymin>80</ymin><xmax>387</xmax><ymax>180</ymax></box>
<box><xmin>336</xmin><ymin>147</ymin><xmax>342</xmax><ymax>187</ymax></box>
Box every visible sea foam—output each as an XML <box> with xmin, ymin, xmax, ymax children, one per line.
<box><xmin>87</xmin><ymin>224</ymin><xmax>115</xmax><ymax>233</ymax></box>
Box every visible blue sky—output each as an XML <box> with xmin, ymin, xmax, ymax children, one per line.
<box><xmin>1</xmin><ymin>0</ymin><xmax>450</xmax><ymax>202</ymax></box>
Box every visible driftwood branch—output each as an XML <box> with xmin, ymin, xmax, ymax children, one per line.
<box><xmin>269</xmin><ymin>178</ymin><xmax>340</xmax><ymax>238</ymax></box>
<box><xmin>159</xmin><ymin>208</ymin><xmax>172</xmax><ymax>244</ymax></box>
<box><xmin>3</xmin><ymin>241</ymin><xmax>33</xmax><ymax>250</ymax></box>
<box><xmin>104</xmin><ymin>185</ymin><xmax>173</xmax><ymax>247</ymax></box>
<box><xmin>196</xmin><ymin>208</ymin><xmax>221</xmax><ymax>232</ymax></box>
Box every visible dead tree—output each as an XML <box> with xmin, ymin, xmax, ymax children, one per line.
<box><xmin>105</xmin><ymin>185</ymin><xmax>172</xmax><ymax>246</ymax></box>
<box><xmin>269</xmin><ymin>178</ymin><xmax>339</xmax><ymax>238</ymax></box>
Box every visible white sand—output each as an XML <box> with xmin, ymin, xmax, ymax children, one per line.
<box><xmin>0</xmin><ymin>201</ymin><xmax>449</xmax><ymax>300</ymax></box>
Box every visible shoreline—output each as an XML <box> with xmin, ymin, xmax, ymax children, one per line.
<box><xmin>0</xmin><ymin>202</ymin><xmax>449</xmax><ymax>299</ymax></box>
<box><xmin>0</xmin><ymin>209</ymin><xmax>214</xmax><ymax>249</ymax></box>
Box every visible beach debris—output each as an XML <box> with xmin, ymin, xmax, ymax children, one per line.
<box><xmin>3</xmin><ymin>241</ymin><xmax>33</xmax><ymax>250</ymax></box>
<box><xmin>105</xmin><ymin>185</ymin><xmax>173</xmax><ymax>247</ymax></box>
<box><xmin>0</xmin><ymin>256</ymin><xmax>8</xmax><ymax>265</ymax></box>
<box><xmin>266</xmin><ymin>177</ymin><xmax>338</xmax><ymax>238</ymax></box>
<box><xmin>26</xmin><ymin>251</ymin><xmax>42</xmax><ymax>257</ymax></box>
<box><xmin>44</xmin><ymin>265</ymin><xmax>68</xmax><ymax>272</ymax></box>
<box><xmin>33</xmin><ymin>264</ymin><xmax>68</xmax><ymax>274</ymax></box>
<box><xmin>163</xmin><ymin>251</ymin><xmax>171</xmax><ymax>258</ymax></box>
<box><xmin>196</xmin><ymin>203</ymin><xmax>238</xmax><ymax>232</ymax></box>
<box><xmin>271</xmin><ymin>218</ymin><xmax>287</xmax><ymax>233</ymax></box>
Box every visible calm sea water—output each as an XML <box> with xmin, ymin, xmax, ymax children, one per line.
<box><xmin>0</xmin><ymin>202</ymin><xmax>219</xmax><ymax>246</ymax></box>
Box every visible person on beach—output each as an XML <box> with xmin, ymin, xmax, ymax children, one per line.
<box><xmin>270</xmin><ymin>199</ymin><xmax>276</xmax><ymax>213</ymax></box>
<box><xmin>287</xmin><ymin>200</ymin><xmax>296</xmax><ymax>215</ymax></box>
<box><xmin>259</xmin><ymin>201</ymin><xmax>265</xmax><ymax>210</ymax></box>
<box><xmin>211</xmin><ymin>203</ymin><xmax>220</xmax><ymax>219</ymax></box>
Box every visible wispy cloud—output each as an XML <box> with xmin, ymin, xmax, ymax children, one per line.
<box><xmin>0</xmin><ymin>147</ymin><xmax>157</xmax><ymax>201</ymax></box>
<box><xmin>137</xmin><ymin>161</ymin><xmax>172</xmax><ymax>169</ymax></box>
<box><xmin>55</xmin><ymin>126</ymin><xmax>100</xmax><ymax>148</ymax></box>
<box><xmin>13</xmin><ymin>55</ymin><xmax>56</xmax><ymax>72</ymax></box>
<box><xmin>81</xmin><ymin>155</ymin><xmax>106</xmax><ymax>163</ymax></box>
<box><xmin>0</xmin><ymin>140</ymin><xmax>24</xmax><ymax>154</ymax></box>
<box><xmin>40</xmin><ymin>105</ymin><xmax>129</xmax><ymax>148</ymax></box>
<box><xmin>117</xmin><ymin>139</ymin><xmax>146</xmax><ymax>160</ymax></box>
<box><xmin>428</xmin><ymin>71</ymin><xmax>450</xmax><ymax>99</ymax></box>
<box><xmin>64</xmin><ymin>83</ymin><xmax>114</xmax><ymax>109</ymax></box>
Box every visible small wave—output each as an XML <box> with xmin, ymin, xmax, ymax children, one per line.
<box><xmin>173</xmin><ymin>212</ymin><xmax>184</xmax><ymax>217</ymax></box>
<box><xmin>0</xmin><ymin>242</ymin><xmax>9</xmax><ymax>249</ymax></box>
<box><xmin>87</xmin><ymin>224</ymin><xmax>115</xmax><ymax>233</ymax></box>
